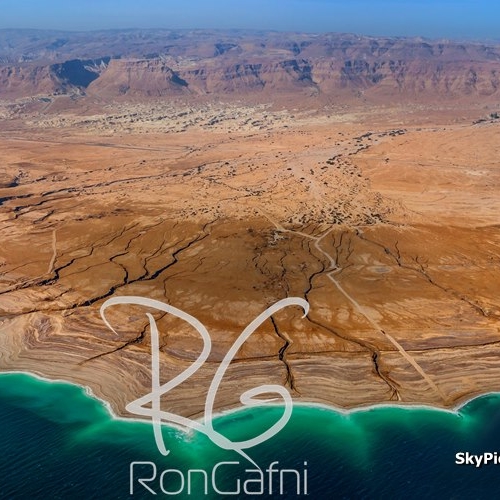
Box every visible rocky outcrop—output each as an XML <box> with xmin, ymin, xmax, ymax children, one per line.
<box><xmin>0</xmin><ymin>57</ymin><xmax>109</xmax><ymax>97</ymax></box>
<box><xmin>0</xmin><ymin>65</ymin><xmax>60</xmax><ymax>97</ymax></box>
<box><xmin>86</xmin><ymin>59</ymin><xmax>188</xmax><ymax>97</ymax></box>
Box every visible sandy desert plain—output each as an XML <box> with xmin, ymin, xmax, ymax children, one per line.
<box><xmin>1</xmin><ymin>31</ymin><xmax>500</xmax><ymax>420</ymax></box>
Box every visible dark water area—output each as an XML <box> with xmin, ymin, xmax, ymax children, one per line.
<box><xmin>1</xmin><ymin>373</ymin><xmax>500</xmax><ymax>499</ymax></box>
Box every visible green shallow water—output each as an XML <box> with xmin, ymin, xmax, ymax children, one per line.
<box><xmin>1</xmin><ymin>372</ymin><xmax>500</xmax><ymax>499</ymax></box>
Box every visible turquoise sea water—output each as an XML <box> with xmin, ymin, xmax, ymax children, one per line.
<box><xmin>1</xmin><ymin>373</ymin><xmax>500</xmax><ymax>499</ymax></box>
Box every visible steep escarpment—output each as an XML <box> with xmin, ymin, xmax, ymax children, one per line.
<box><xmin>86</xmin><ymin>58</ymin><xmax>189</xmax><ymax>97</ymax></box>
<box><xmin>1</xmin><ymin>30</ymin><xmax>500</xmax><ymax>103</ymax></box>
<box><xmin>0</xmin><ymin>64</ymin><xmax>60</xmax><ymax>97</ymax></box>
<box><xmin>51</xmin><ymin>58</ymin><xmax>109</xmax><ymax>89</ymax></box>
<box><xmin>0</xmin><ymin>57</ymin><xmax>109</xmax><ymax>97</ymax></box>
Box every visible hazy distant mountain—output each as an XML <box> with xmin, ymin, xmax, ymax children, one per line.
<box><xmin>1</xmin><ymin>29</ymin><xmax>499</xmax><ymax>103</ymax></box>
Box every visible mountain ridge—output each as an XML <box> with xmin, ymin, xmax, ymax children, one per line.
<box><xmin>1</xmin><ymin>29</ymin><xmax>500</xmax><ymax>103</ymax></box>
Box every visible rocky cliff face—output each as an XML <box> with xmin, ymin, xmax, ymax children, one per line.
<box><xmin>1</xmin><ymin>29</ymin><xmax>499</xmax><ymax>102</ymax></box>
<box><xmin>87</xmin><ymin>59</ymin><xmax>188</xmax><ymax>97</ymax></box>
<box><xmin>0</xmin><ymin>57</ymin><xmax>109</xmax><ymax>97</ymax></box>
<box><xmin>0</xmin><ymin>65</ymin><xmax>60</xmax><ymax>97</ymax></box>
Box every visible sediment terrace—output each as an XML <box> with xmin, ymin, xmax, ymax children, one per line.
<box><xmin>0</xmin><ymin>100</ymin><xmax>500</xmax><ymax>419</ymax></box>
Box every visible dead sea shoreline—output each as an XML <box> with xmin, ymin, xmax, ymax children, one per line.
<box><xmin>2</xmin><ymin>368</ymin><xmax>496</xmax><ymax>434</ymax></box>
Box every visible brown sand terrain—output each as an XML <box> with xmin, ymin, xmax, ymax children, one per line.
<box><xmin>1</xmin><ymin>92</ymin><xmax>499</xmax><ymax>419</ymax></box>
<box><xmin>0</xmin><ymin>30</ymin><xmax>500</xmax><ymax>419</ymax></box>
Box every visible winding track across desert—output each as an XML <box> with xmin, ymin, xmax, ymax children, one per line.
<box><xmin>1</xmin><ymin>30</ymin><xmax>500</xmax><ymax>418</ymax></box>
<box><xmin>261</xmin><ymin>209</ymin><xmax>447</xmax><ymax>402</ymax></box>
